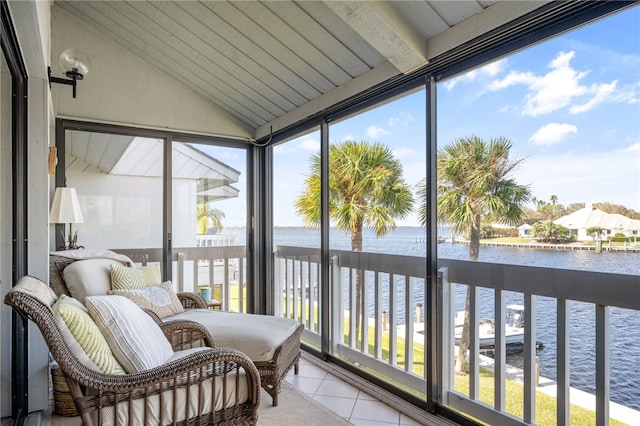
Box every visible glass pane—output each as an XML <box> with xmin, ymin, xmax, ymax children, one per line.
<box><xmin>172</xmin><ymin>141</ymin><xmax>247</xmax><ymax>312</ymax></box>
<box><xmin>65</xmin><ymin>131</ymin><xmax>164</xmax><ymax>269</ymax></box>
<box><xmin>272</xmin><ymin>127</ymin><xmax>321</xmax><ymax>349</ymax></box>
<box><xmin>437</xmin><ymin>6</ymin><xmax>640</xmax><ymax>424</ymax></box>
<box><xmin>326</xmin><ymin>89</ymin><xmax>428</xmax><ymax>398</ymax></box>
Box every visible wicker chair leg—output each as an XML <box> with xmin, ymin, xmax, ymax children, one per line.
<box><xmin>266</xmin><ymin>381</ymin><xmax>281</xmax><ymax>407</ymax></box>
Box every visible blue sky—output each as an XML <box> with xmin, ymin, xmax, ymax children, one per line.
<box><xmin>212</xmin><ymin>6</ymin><xmax>640</xmax><ymax>228</ymax></box>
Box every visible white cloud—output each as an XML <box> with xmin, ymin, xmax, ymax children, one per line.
<box><xmin>342</xmin><ymin>134</ymin><xmax>356</xmax><ymax>142</ymax></box>
<box><xmin>488</xmin><ymin>51</ymin><xmax>621</xmax><ymax>117</ymax></box>
<box><xmin>392</xmin><ymin>147</ymin><xmax>415</xmax><ymax>160</ymax></box>
<box><xmin>529</xmin><ymin>123</ymin><xmax>578</xmax><ymax>146</ymax></box>
<box><xmin>618</xmin><ymin>142</ymin><xmax>640</xmax><ymax>153</ymax></box>
<box><xmin>388</xmin><ymin>111</ymin><xmax>415</xmax><ymax>127</ymax></box>
<box><xmin>298</xmin><ymin>136</ymin><xmax>320</xmax><ymax>151</ymax></box>
<box><xmin>444</xmin><ymin>58</ymin><xmax>508</xmax><ymax>90</ymax></box>
<box><xmin>366</xmin><ymin>125</ymin><xmax>391</xmax><ymax>139</ymax></box>
<box><xmin>570</xmin><ymin>80</ymin><xmax>617</xmax><ymax>113</ymax></box>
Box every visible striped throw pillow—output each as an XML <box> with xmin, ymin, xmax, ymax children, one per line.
<box><xmin>86</xmin><ymin>295</ymin><xmax>174</xmax><ymax>373</ymax></box>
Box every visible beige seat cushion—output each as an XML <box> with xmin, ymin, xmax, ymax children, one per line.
<box><xmin>93</xmin><ymin>365</ymin><xmax>249</xmax><ymax>426</ymax></box>
<box><xmin>165</xmin><ymin>309</ymin><xmax>300</xmax><ymax>362</ymax></box>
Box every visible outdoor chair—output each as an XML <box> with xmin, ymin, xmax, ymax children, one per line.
<box><xmin>49</xmin><ymin>252</ymin><xmax>303</xmax><ymax>406</ymax></box>
<box><xmin>5</xmin><ymin>275</ymin><xmax>260</xmax><ymax>426</ymax></box>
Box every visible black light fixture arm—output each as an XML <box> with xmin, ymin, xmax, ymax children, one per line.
<box><xmin>48</xmin><ymin>66</ymin><xmax>82</xmax><ymax>98</ymax></box>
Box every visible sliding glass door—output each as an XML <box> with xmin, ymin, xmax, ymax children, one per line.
<box><xmin>58</xmin><ymin>123</ymin><xmax>251</xmax><ymax>306</ymax></box>
<box><xmin>171</xmin><ymin>140</ymin><xmax>248</xmax><ymax>312</ymax></box>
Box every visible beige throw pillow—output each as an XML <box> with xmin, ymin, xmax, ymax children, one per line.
<box><xmin>110</xmin><ymin>263</ymin><xmax>162</xmax><ymax>290</ymax></box>
<box><xmin>63</xmin><ymin>259</ymin><xmax>125</xmax><ymax>304</ymax></box>
<box><xmin>108</xmin><ymin>281</ymin><xmax>184</xmax><ymax>319</ymax></box>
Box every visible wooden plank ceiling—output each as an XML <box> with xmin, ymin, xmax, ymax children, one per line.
<box><xmin>55</xmin><ymin>0</ymin><xmax>520</xmax><ymax>133</ymax></box>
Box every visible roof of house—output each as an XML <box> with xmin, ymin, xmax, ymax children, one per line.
<box><xmin>66</xmin><ymin>131</ymin><xmax>240</xmax><ymax>203</ymax></box>
<box><xmin>554</xmin><ymin>206</ymin><xmax>640</xmax><ymax>232</ymax></box>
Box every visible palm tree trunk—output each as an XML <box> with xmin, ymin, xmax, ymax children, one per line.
<box><xmin>455</xmin><ymin>214</ymin><xmax>481</xmax><ymax>373</ymax></box>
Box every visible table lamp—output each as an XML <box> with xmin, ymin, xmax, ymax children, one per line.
<box><xmin>49</xmin><ymin>187</ymin><xmax>85</xmax><ymax>250</ymax></box>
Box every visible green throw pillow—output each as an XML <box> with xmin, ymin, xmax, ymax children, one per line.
<box><xmin>55</xmin><ymin>295</ymin><xmax>125</xmax><ymax>375</ymax></box>
<box><xmin>111</xmin><ymin>263</ymin><xmax>162</xmax><ymax>290</ymax></box>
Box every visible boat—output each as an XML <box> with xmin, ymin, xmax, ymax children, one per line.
<box><xmin>455</xmin><ymin>304</ymin><xmax>530</xmax><ymax>349</ymax></box>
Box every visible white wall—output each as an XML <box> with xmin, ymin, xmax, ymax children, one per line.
<box><xmin>50</xmin><ymin>7</ymin><xmax>254</xmax><ymax>140</ymax></box>
<box><xmin>2</xmin><ymin>1</ymin><xmax>53</xmax><ymax>417</ymax></box>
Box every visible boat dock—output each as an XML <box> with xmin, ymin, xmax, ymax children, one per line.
<box><xmin>452</xmin><ymin>239</ymin><xmax>640</xmax><ymax>252</ymax></box>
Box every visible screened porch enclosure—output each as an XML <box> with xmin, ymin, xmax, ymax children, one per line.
<box><xmin>3</xmin><ymin>0</ymin><xmax>637</xmax><ymax>425</ymax></box>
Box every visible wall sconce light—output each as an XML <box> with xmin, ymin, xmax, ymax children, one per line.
<box><xmin>49</xmin><ymin>187</ymin><xmax>85</xmax><ymax>250</ymax></box>
<box><xmin>48</xmin><ymin>49</ymin><xmax>91</xmax><ymax>98</ymax></box>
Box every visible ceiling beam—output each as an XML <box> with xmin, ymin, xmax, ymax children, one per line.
<box><xmin>323</xmin><ymin>0</ymin><xmax>428</xmax><ymax>74</ymax></box>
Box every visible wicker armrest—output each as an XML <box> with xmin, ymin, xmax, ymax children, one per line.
<box><xmin>68</xmin><ymin>346</ymin><xmax>259</xmax><ymax>393</ymax></box>
<box><xmin>177</xmin><ymin>291</ymin><xmax>208</xmax><ymax>309</ymax></box>
<box><xmin>160</xmin><ymin>319</ymin><xmax>216</xmax><ymax>349</ymax></box>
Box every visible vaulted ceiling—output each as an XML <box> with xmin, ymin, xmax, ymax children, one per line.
<box><xmin>55</xmin><ymin>1</ymin><xmax>550</xmax><ymax>138</ymax></box>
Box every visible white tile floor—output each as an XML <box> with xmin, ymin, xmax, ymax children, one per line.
<box><xmin>285</xmin><ymin>357</ymin><xmax>423</xmax><ymax>426</ymax></box>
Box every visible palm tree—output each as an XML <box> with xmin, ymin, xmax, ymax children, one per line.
<box><xmin>196</xmin><ymin>203</ymin><xmax>225</xmax><ymax>234</ymax></box>
<box><xmin>419</xmin><ymin>135</ymin><xmax>531</xmax><ymax>372</ymax></box>
<box><xmin>550</xmin><ymin>194</ymin><xmax>558</xmax><ymax>218</ymax></box>
<box><xmin>296</xmin><ymin>140</ymin><xmax>414</xmax><ymax>342</ymax></box>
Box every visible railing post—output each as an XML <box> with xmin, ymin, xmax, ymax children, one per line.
<box><xmin>596</xmin><ymin>304</ymin><xmax>610</xmax><ymax>426</ymax></box>
<box><xmin>389</xmin><ymin>274</ymin><xmax>397</xmax><ymax>366</ymax></box>
<box><xmin>405</xmin><ymin>276</ymin><xmax>414</xmax><ymax>372</ymax></box>
<box><xmin>524</xmin><ymin>294</ymin><xmax>537</xmax><ymax>423</ymax></box>
<box><xmin>469</xmin><ymin>284</ymin><xmax>479</xmax><ymax>400</ymax></box>
<box><xmin>375</xmin><ymin>272</ymin><xmax>382</xmax><ymax>358</ymax></box>
<box><xmin>438</xmin><ymin>267</ymin><xmax>453</xmax><ymax>404</ymax></box>
<box><xmin>557</xmin><ymin>299</ymin><xmax>570</xmax><ymax>426</ymax></box>
<box><xmin>362</xmin><ymin>268</ymin><xmax>369</xmax><ymax>354</ymax></box>
<box><xmin>177</xmin><ymin>252</ymin><xmax>185</xmax><ymax>292</ymax></box>
<box><xmin>494</xmin><ymin>289</ymin><xmax>505</xmax><ymax>411</ymax></box>
<box><xmin>273</xmin><ymin>253</ymin><xmax>282</xmax><ymax>317</ymax></box>
<box><xmin>330</xmin><ymin>255</ymin><xmax>342</xmax><ymax>352</ymax></box>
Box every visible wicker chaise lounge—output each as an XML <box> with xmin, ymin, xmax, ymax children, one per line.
<box><xmin>5</xmin><ymin>275</ymin><xmax>260</xmax><ymax>426</ymax></box>
<box><xmin>50</xmin><ymin>253</ymin><xmax>303</xmax><ymax>407</ymax></box>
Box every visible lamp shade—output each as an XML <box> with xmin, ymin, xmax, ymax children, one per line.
<box><xmin>49</xmin><ymin>187</ymin><xmax>84</xmax><ymax>224</ymax></box>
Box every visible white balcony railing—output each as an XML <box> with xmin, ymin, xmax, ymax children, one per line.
<box><xmin>116</xmin><ymin>245</ymin><xmax>639</xmax><ymax>425</ymax></box>
<box><xmin>274</xmin><ymin>245</ymin><xmax>640</xmax><ymax>426</ymax></box>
